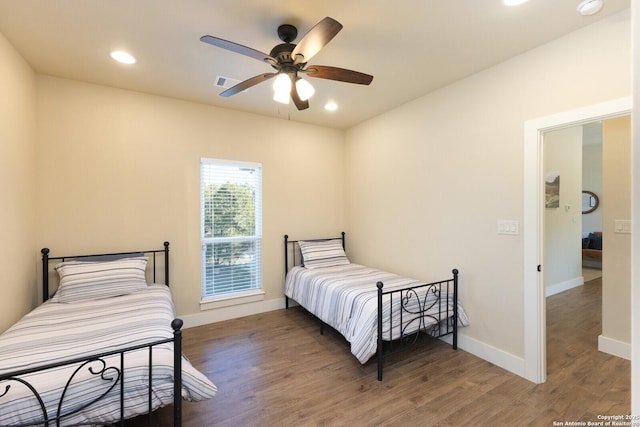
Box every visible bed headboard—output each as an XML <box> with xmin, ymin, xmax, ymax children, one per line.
<box><xmin>283</xmin><ymin>232</ymin><xmax>345</xmax><ymax>275</ymax></box>
<box><xmin>40</xmin><ymin>241</ymin><xmax>170</xmax><ymax>303</ymax></box>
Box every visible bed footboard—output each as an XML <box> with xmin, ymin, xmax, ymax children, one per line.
<box><xmin>376</xmin><ymin>269</ymin><xmax>459</xmax><ymax>381</ymax></box>
<box><xmin>173</xmin><ymin>318</ymin><xmax>183</xmax><ymax>427</ymax></box>
<box><xmin>0</xmin><ymin>320</ymin><xmax>183</xmax><ymax>427</ymax></box>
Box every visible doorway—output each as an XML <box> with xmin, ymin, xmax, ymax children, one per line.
<box><xmin>522</xmin><ymin>97</ymin><xmax>632</xmax><ymax>384</ymax></box>
<box><xmin>542</xmin><ymin>120</ymin><xmax>607</xmax><ymax>381</ymax></box>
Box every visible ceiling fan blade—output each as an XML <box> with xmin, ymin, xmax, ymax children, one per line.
<box><xmin>290</xmin><ymin>83</ymin><xmax>309</xmax><ymax>110</ymax></box>
<box><xmin>200</xmin><ymin>35</ymin><xmax>277</xmax><ymax>64</ymax></box>
<box><xmin>291</xmin><ymin>17</ymin><xmax>343</xmax><ymax>64</ymax></box>
<box><xmin>304</xmin><ymin>65</ymin><xmax>373</xmax><ymax>85</ymax></box>
<box><xmin>219</xmin><ymin>73</ymin><xmax>278</xmax><ymax>97</ymax></box>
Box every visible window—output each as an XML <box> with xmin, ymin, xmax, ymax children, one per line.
<box><xmin>200</xmin><ymin>158</ymin><xmax>262</xmax><ymax>301</ymax></box>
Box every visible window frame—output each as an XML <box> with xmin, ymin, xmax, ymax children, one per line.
<box><xmin>200</xmin><ymin>158</ymin><xmax>264</xmax><ymax>309</ymax></box>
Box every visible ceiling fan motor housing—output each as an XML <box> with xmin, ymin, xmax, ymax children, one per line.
<box><xmin>270</xmin><ymin>24</ymin><xmax>303</xmax><ymax>70</ymax></box>
<box><xmin>269</xmin><ymin>43</ymin><xmax>296</xmax><ymax>65</ymax></box>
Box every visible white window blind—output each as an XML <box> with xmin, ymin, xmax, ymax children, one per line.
<box><xmin>200</xmin><ymin>158</ymin><xmax>262</xmax><ymax>298</ymax></box>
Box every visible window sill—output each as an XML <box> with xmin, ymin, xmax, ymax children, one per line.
<box><xmin>200</xmin><ymin>290</ymin><xmax>265</xmax><ymax>311</ymax></box>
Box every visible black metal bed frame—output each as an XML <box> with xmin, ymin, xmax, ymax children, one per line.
<box><xmin>284</xmin><ymin>232</ymin><xmax>458</xmax><ymax>381</ymax></box>
<box><xmin>0</xmin><ymin>242</ymin><xmax>183</xmax><ymax>427</ymax></box>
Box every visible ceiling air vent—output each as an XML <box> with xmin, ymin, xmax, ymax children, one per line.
<box><xmin>214</xmin><ymin>75</ymin><xmax>241</xmax><ymax>89</ymax></box>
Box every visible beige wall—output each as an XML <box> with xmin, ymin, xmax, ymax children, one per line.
<box><xmin>35</xmin><ymin>76</ymin><xmax>346</xmax><ymax>322</ymax></box>
<box><xmin>0</xmin><ymin>32</ymin><xmax>37</xmax><ymax>331</ymax></box>
<box><xmin>602</xmin><ymin>115</ymin><xmax>632</xmax><ymax>343</ymax></box>
<box><xmin>344</xmin><ymin>10</ymin><xmax>630</xmax><ymax>362</ymax></box>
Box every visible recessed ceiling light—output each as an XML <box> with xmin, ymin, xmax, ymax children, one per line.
<box><xmin>503</xmin><ymin>0</ymin><xmax>528</xmax><ymax>6</ymax></box>
<box><xmin>110</xmin><ymin>50</ymin><xmax>136</xmax><ymax>64</ymax></box>
<box><xmin>577</xmin><ymin>0</ymin><xmax>604</xmax><ymax>15</ymax></box>
<box><xmin>324</xmin><ymin>102</ymin><xmax>338</xmax><ymax>111</ymax></box>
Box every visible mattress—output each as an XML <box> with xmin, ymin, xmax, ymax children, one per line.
<box><xmin>285</xmin><ymin>263</ymin><xmax>469</xmax><ymax>363</ymax></box>
<box><xmin>0</xmin><ymin>285</ymin><xmax>217</xmax><ymax>426</ymax></box>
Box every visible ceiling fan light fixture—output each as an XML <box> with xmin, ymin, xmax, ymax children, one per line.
<box><xmin>577</xmin><ymin>0</ymin><xmax>604</xmax><ymax>15</ymax></box>
<box><xmin>296</xmin><ymin>78</ymin><xmax>315</xmax><ymax>101</ymax></box>
<box><xmin>273</xmin><ymin>73</ymin><xmax>291</xmax><ymax>104</ymax></box>
<box><xmin>273</xmin><ymin>90</ymin><xmax>290</xmax><ymax>104</ymax></box>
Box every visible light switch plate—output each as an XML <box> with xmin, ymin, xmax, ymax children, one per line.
<box><xmin>614</xmin><ymin>220</ymin><xmax>632</xmax><ymax>234</ymax></box>
<box><xmin>497</xmin><ymin>220</ymin><xmax>519</xmax><ymax>235</ymax></box>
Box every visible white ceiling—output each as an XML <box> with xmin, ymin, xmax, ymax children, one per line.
<box><xmin>0</xmin><ymin>0</ymin><xmax>630</xmax><ymax>129</ymax></box>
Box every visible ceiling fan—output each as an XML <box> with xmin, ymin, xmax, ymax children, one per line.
<box><xmin>200</xmin><ymin>17</ymin><xmax>374</xmax><ymax>110</ymax></box>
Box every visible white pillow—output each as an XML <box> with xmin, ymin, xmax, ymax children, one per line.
<box><xmin>54</xmin><ymin>257</ymin><xmax>148</xmax><ymax>303</ymax></box>
<box><xmin>298</xmin><ymin>239</ymin><xmax>350</xmax><ymax>269</ymax></box>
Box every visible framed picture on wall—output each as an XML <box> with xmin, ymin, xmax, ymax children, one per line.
<box><xmin>545</xmin><ymin>171</ymin><xmax>560</xmax><ymax>208</ymax></box>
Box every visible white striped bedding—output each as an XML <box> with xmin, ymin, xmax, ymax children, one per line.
<box><xmin>0</xmin><ymin>285</ymin><xmax>217</xmax><ymax>426</ymax></box>
<box><xmin>285</xmin><ymin>264</ymin><xmax>469</xmax><ymax>364</ymax></box>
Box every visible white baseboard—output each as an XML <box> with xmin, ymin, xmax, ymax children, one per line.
<box><xmin>598</xmin><ymin>334</ymin><xmax>631</xmax><ymax>360</ymax></box>
<box><xmin>440</xmin><ymin>333</ymin><xmax>526</xmax><ymax>379</ymax></box>
<box><xmin>545</xmin><ymin>276</ymin><xmax>584</xmax><ymax>297</ymax></box>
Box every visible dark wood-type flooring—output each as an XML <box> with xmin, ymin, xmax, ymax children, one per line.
<box><xmin>131</xmin><ymin>276</ymin><xmax>630</xmax><ymax>426</ymax></box>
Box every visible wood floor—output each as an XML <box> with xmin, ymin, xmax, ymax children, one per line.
<box><xmin>133</xmin><ymin>277</ymin><xmax>629</xmax><ymax>426</ymax></box>
<box><xmin>582</xmin><ymin>267</ymin><xmax>602</xmax><ymax>282</ymax></box>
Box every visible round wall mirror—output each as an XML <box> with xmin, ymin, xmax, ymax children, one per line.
<box><xmin>582</xmin><ymin>190</ymin><xmax>599</xmax><ymax>214</ymax></box>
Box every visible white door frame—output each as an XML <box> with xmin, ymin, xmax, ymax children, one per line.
<box><xmin>523</xmin><ymin>96</ymin><xmax>632</xmax><ymax>383</ymax></box>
